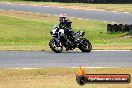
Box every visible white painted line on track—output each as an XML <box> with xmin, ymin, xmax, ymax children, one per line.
<box><xmin>78</xmin><ymin>18</ymin><xmax>83</xmax><ymax>20</ymax></box>
<box><xmin>47</xmin><ymin>13</ymin><xmax>51</xmax><ymax>15</ymax></box>
<box><xmin>73</xmin><ymin>8</ymin><xmax>79</xmax><ymax>10</ymax></box>
<box><xmin>45</xmin><ymin>6</ymin><xmax>49</xmax><ymax>7</ymax></box>
<box><xmin>93</xmin><ymin>50</ymin><xmax>131</xmax><ymax>51</ymax></box>
<box><xmin>14</xmin><ymin>68</ymin><xmax>40</xmax><ymax>70</ymax></box>
<box><xmin>15</xmin><ymin>67</ymin><xmax>122</xmax><ymax>69</ymax></box>
<box><xmin>8</xmin><ymin>9</ymin><xmax>13</xmax><ymax>11</ymax></box>
<box><xmin>22</xmin><ymin>68</ymin><xmax>39</xmax><ymax>70</ymax></box>
<box><xmin>32</xmin><ymin>5</ymin><xmax>37</xmax><ymax>6</ymax></box>
<box><xmin>20</xmin><ymin>4</ymin><xmax>25</xmax><ymax>6</ymax></box>
<box><xmin>112</xmin><ymin>11</ymin><xmax>117</xmax><ymax>12</ymax></box>
<box><xmin>112</xmin><ymin>22</ymin><xmax>116</xmax><ymax>24</ymax></box>
<box><xmin>70</xmin><ymin>17</ymin><xmax>75</xmax><ymax>19</ymax></box>
<box><xmin>70</xmin><ymin>16</ymin><xmax>89</xmax><ymax>20</ymax></box>
<box><xmin>5</xmin><ymin>2</ymin><xmax>12</xmax><ymax>4</ymax></box>
<box><xmin>36</xmin><ymin>13</ymin><xmax>41</xmax><ymax>14</ymax></box>
<box><xmin>71</xmin><ymin>67</ymin><xmax>126</xmax><ymax>68</ymax></box>
<box><xmin>59</xmin><ymin>7</ymin><xmax>64</xmax><ymax>8</ymax></box>
<box><xmin>124</xmin><ymin>12</ymin><xmax>130</xmax><ymax>14</ymax></box>
<box><xmin>103</xmin><ymin>21</ymin><xmax>108</xmax><ymax>22</ymax></box>
<box><xmin>84</xmin><ymin>19</ymin><xmax>89</xmax><ymax>20</ymax></box>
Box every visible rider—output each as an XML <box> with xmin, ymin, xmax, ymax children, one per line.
<box><xmin>59</xmin><ymin>13</ymin><xmax>74</xmax><ymax>41</ymax></box>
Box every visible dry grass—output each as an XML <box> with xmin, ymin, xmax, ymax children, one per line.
<box><xmin>0</xmin><ymin>68</ymin><xmax>132</xmax><ymax>88</ymax></box>
<box><xmin>93</xmin><ymin>45</ymin><xmax>132</xmax><ymax>50</ymax></box>
<box><xmin>0</xmin><ymin>10</ymin><xmax>58</xmax><ymax>24</ymax></box>
<box><xmin>0</xmin><ymin>45</ymin><xmax>131</xmax><ymax>51</ymax></box>
<box><xmin>0</xmin><ymin>46</ymin><xmax>49</xmax><ymax>51</ymax></box>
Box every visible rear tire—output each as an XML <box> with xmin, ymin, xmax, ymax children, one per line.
<box><xmin>79</xmin><ymin>38</ymin><xmax>92</xmax><ymax>52</ymax></box>
<box><xmin>49</xmin><ymin>38</ymin><xmax>63</xmax><ymax>53</ymax></box>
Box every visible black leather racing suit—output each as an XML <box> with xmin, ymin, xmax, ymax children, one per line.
<box><xmin>59</xmin><ymin>19</ymin><xmax>74</xmax><ymax>40</ymax></box>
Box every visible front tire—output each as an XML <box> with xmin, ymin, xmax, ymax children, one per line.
<box><xmin>49</xmin><ymin>38</ymin><xmax>63</xmax><ymax>53</ymax></box>
<box><xmin>79</xmin><ymin>38</ymin><xmax>92</xmax><ymax>52</ymax></box>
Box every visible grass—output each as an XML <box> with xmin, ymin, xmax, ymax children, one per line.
<box><xmin>1</xmin><ymin>1</ymin><xmax>132</xmax><ymax>12</ymax></box>
<box><xmin>0</xmin><ymin>11</ymin><xmax>54</xmax><ymax>46</ymax></box>
<box><xmin>0</xmin><ymin>68</ymin><xmax>132</xmax><ymax>88</ymax></box>
<box><xmin>0</xmin><ymin>10</ymin><xmax>131</xmax><ymax>50</ymax></box>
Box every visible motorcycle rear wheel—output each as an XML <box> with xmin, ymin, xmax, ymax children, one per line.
<box><xmin>79</xmin><ymin>38</ymin><xmax>92</xmax><ymax>52</ymax></box>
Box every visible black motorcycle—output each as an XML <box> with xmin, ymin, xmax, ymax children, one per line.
<box><xmin>49</xmin><ymin>25</ymin><xmax>92</xmax><ymax>53</ymax></box>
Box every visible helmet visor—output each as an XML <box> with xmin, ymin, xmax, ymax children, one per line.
<box><xmin>59</xmin><ymin>17</ymin><xmax>66</xmax><ymax>22</ymax></box>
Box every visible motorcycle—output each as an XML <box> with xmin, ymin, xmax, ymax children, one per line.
<box><xmin>49</xmin><ymin>25</ymin><xmax>92</xmax><ymax>53</ymax></box>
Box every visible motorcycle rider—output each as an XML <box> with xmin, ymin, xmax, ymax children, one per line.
<box><xmin>59</xmin><ymin>13</ymin><xmax>75</xmax><ymax>50</ymax></box>
<box><xmin>59</xmin><ymin>13</ymin><xmax>74</xmax><ymax>36</ymax></box>
<box><xmin>59</xmin><ymin>13</ymin><xmax>75</xmax><ymax>49</ymax></box>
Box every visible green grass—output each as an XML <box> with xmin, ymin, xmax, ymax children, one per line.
<box><xmin>0</xmin><ymin>15</ymin><xmax>51</xmax><ymax>46</ymax></box>
<box><xmin>0</xmin><ymin>0</ymin><xmax>22</xmax><ymax>1</ymax></box>
<box><xmin>0</xmin><ymin>10</ymin><xmax>131</xmax><ymax>47</ymax></box>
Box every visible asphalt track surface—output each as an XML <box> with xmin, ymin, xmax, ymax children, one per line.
<box><xmin>0</xmin><ymin>3</ymin><xmax>132</xmax><ymax>23</ymax></box>
<box><xmin>0</xmin><ymin>3</ymin><xmax>132</xmax><ymax>68</ymax></box>
<box><xmin>0</xmin><ymin>51</ymin><xmax>132</xmax><ymax>68</ymax></box>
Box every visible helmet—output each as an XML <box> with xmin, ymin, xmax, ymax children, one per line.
<box><xmin>59</xmin><ymin>13</ymin><xmax>67</xmax><ymax>18</ymax></box>
<box><xmin>59</xmin><ymin>13</ymin><xmax>67</xmax><ymax>22</ymax></box>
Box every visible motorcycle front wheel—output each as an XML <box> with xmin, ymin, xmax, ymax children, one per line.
<box><xmin>79</xmin><ymin>38</ymin><xmax>92</xmax><ymax>52</ymax></box>
<box><xmin>49</xmin><ymin>38</ymin><xmax>63</xmax><ymax>53</ymax></box>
